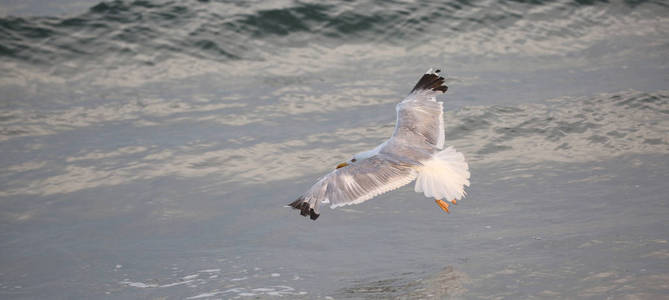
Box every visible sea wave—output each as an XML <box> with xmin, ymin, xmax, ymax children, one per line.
<box><xmin>1</xmin><ymin>89</ymin><xmax>666</xmax><ymax>197</ymax></box>
<box><xmin>1</xmin><ymin>0</ymin><xmax>667</xmax><ymax>69</ymax></box>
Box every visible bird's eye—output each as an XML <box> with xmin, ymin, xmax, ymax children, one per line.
<box><xmin>351</xmin><ymin>158</ymin><xmax>357</xmax><ymax>162</ymax></box>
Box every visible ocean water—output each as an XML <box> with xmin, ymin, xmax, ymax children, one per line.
<box><xmin>1</xmin><ymin>0</ymin><xmax>668</xmax><ymax>299</ymax></box>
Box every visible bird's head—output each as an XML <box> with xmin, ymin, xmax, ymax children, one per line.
<box><xmin>336</xmin><ymin>157</ymin><xmax>357</xmax><ymax>169</ymax></box>
<box><xmin>335</xmin><ymin>149</ymin><xmax>376</xmax><ymax>169</ymax></box>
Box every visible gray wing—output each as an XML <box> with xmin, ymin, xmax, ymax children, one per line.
<box><xmin>289</xmin><ymin>154</ymin><xmax>417</xmax><ymax>219</ymax></box>
<box><xmin>325</xmin><ymin>154</ymin><xmax>418</xmax><ymax>208</ymax></box>
<box><xmin>392</xmin><ymin>69</ymin><xmax>448</xmax><ymax>151</ymax></box>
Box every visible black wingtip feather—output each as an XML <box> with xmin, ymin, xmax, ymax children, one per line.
<box><xmin>300</xmin><ymin>202</ymin><xmax>309</xmax><ymax>216</ymax></box>
<box><xmin>411</xmin><ymin>69</ymin><xmax>448</xmax><ymax>94</ymax></box>
<box><xmin>309</xmin><ymin>209</ymin><xmax>320</xmax><ymax>220</ymax></box>
<box><xmin>289</xmin><ymin>196</ymin><xmax>320</xmax><ymax>220</ymax></box>
<box><xmin>289</xmin><ymin>197</ymin><xmax>303</xmax><ymax>209</ymax></box>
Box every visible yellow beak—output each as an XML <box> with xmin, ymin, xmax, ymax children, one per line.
<box><xmin>336</xmin><ymin>162</ymin><xmax>349</xmax><ymax>169</ymax></box>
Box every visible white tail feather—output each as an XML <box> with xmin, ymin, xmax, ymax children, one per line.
<box><xmin>415</xmin><ymin>146</ymin><xmax>470</xmax><ymax>201</ymax></box>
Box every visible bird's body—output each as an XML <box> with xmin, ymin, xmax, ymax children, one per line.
<box><xmin>290</xmin><ymin>69</ymin><xmax>470</xmax><ymax>220</ymax></box>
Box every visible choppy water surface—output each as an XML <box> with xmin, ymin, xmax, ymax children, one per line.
<box><xmin>1</xmin><ymin>0</ymin><xmax>668</xmax><ymax>299</ymax></box>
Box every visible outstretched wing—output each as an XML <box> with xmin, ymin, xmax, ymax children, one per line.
<box><xmin>392</xmin><ymin>69</ymin><xmax>447</xmax><ymax>151</ymax></box>
<box><xmin>289</xmin><ymin>154</ymin><xmax>417</xmax><ymax>220</ymax></box>
<box><xmin>325</xmin><ymin>154</ymin><xmax>418</xmax><ymax>208</ymax></box>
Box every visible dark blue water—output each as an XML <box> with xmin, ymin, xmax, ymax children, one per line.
<box><xmin>1</xmin><ymin>0</ymin><xmax>668</xmax><ymax>299</ymax></box>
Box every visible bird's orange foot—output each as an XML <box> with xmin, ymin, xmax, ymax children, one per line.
<box><xmin>451</xmin><ymin>199</ymin><xmax>457</xmax><ymax>205</ymax></box>
<box><xmin>435</xmin><ymin>199</ymin><xmax>450</xmax><ymax>213</ymax></box>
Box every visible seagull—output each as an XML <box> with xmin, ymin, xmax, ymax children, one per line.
<box><xmin>289</xmin><ymin>68</ymin><xmax>470</xmax><ymax>220</ymax></box>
